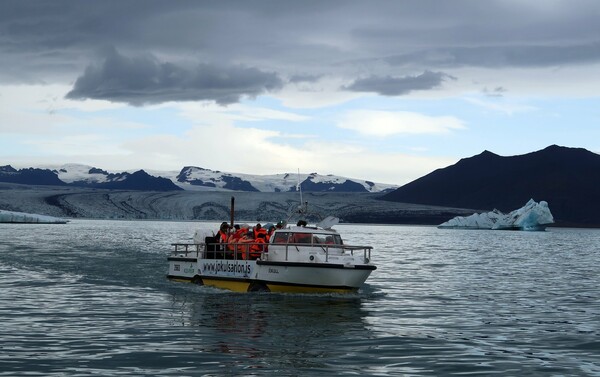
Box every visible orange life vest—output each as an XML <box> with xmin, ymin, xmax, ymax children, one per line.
<box><xmin>226</xmin><ymin>228</ymin><xmax>246</xmax><ymax>252</ymax></box>
<box><xmin>250</xmin><ymin>237</ymin><xmax>266</xmax><ymax>257</ymax></box>
<box><xmin>217</xmin><ymin>230</ymin><xmax>229</xmax><ymax>243</ymax></box>
<box><xmin>237</xmin><ymin>236</ymin><xmax>255</xmax><ymax>259</ymax></box>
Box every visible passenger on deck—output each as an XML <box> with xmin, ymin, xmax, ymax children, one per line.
<box><xmin>229</xmin><ymin>225</ymin><xmax>248</xmax><ymax>243</ymax></box>
<box><xmin>217</xmin><ymin>222</ymin><xmax>230</xmax><ymax>243</ymax></box>
<box><xmin>238</xmin><ymin>228</ymin><xmax>255</xmax><ymax>259</ymax></box>
<box><xmin>266</xmin><ymin>224</ymin><xmax>275</xmax><ymax>241</ymax></box>
<box><xmin>228</xmin><ymin>224</ymin><xmax>248</xmax><ymax>245</ymax></box>
<box><xmin>251</xmin><ymin>224</ymin><xmax>268</xmax><ymax>256</ymax></box>
<box><xmin>253</xmin><ymin>223</ymin><xmax>268</xmax><ymax>239</ymax></box>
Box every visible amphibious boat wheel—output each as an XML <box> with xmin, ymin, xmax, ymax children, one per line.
<box><xmin>247</xmin><ymin>282</ymin><xmax>270</xmax><ymax>292</ymax></box>
<box><xmin>191</xmin><ymin>275</ymin><xmax>204</xmax><ymax>285</ymax></box>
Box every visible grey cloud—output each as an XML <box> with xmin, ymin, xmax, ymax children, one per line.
<box><xmin>344</xmin><ymin>71</ymin><xmax>454</xmax><ymax>96</ymax></box>
<box><xmin>289</xmin><ymin>74</ymin><xmax>322</xmax><ymax>83</ymax></box>
<box><xmin>3</xmin><ymin>1</ymin><xmax>600</xmax><ymax>90</ymax></box>
<box><xmin>483</xmin><ymin>86</ymin><xmax>507</xmax><ymax>98</ymax></box>
<box><xmin>66</xmin><ymin>48</ymin><xmax>283</xmax><ymax>106</ymax></box>
<box><xmin>385</xmin><ymin>43</ymin><xmax>600</xmax><ymax>69</ymax></box>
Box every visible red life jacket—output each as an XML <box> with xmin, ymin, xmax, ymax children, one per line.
<box><xmin>226</xmin><ymin>228</ymin><xmax>245</xmax><ymax>252</ymax></box>
<box><xmin>249</xmin><ymin>232</ymin><xmax>268</xmax><ymax>259</ymax></box>
<box><xmin>217</xmin><ymin>230</ymin><xmax>229</xmax><ymax>243</ymax></box>
<box><xmin>238</xmin><ymin>236</ymin><xmax>255</xmax><ymax>259</ymax></box>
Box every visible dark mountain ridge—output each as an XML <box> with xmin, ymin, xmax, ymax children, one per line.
<box><xmin>0</xmin><ymin>166</ymin><xmax>181</xmax><ymax>192</ymax></box>
<box><xmin>381</xmin><ymin>145</ymin><xmax>600</xmax><ymax>226</ymax></box>
<box><xmin>0</xmin><ymin>165</ymin><xmax>67</xmax><ymax>186</ymax></box>
<box><xmin>0</xmin><ymin>164</ymin><xmax>396</xmax><ymax>193</ymax></box>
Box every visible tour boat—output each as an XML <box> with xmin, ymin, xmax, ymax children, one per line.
<box><xmin>167</xmin><ymin>217</ymin><xmax>376</xmax><ymax>293</ymax></box>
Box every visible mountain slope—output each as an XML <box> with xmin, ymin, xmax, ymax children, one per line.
<box><xmin>381</xmin><ymin>145</ymin><xmax>600</xmax><ymax>226</ymax></box>
<box><xmin>0</xmin><ymin>163</ymin><xmax>397</xmax><ymax>193</ymax></box>
<box><xmin>56</xmin><ymin>166</ymin><xmax>182</xmax><ymax>191</ymax></box>
<box><xmin>173</xmin><ymin>166</ymin><xmax>394</xmax><ymax>193</ymax></box>
<box><xmin>0</xmin><ymin>184</ymin><xmax>475</xmax><ymax>224</ymax></box>
<box><xmin>0</xmin><ymin>165</ymin><xmax>67</xmax><ymax>186</ymax></box>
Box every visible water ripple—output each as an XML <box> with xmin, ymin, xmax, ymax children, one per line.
<box><xmin>1</xmin><ymin>221</ymin><xmax>600</xmax><ymax>375</ymax></box>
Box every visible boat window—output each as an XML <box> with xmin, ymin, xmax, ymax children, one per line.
<box><xmin>272</xmin><ymin>232</ymin><xmax>290</xmax><ymax>244</ymax></box>
<box><xmin>292</xmin><ymin>233</ymin><xmax>311</xmax><ymax>244</ymax></box>
<box><xmin>313</xmin><ymin>233</ymin><xmax>343</xmax><ymax>245</ymax></box>
<box><xmin>313</xmin><ymin>234</ymin><xmax>327</xmax><ymax>244</ymax></box>
<box><xmin>272</xmin><ymin>232</ymin><xmax>343</xmax><ymax>245</ymax></box>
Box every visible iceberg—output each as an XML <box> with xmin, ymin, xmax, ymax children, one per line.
<box><xmin>0</xmin><ymin>210</ymin><xmax>68</xmax><ymax>224</ymax></box>
<box><xmin>438</xmin><ymin>199</ymin><xmax>554</xmax><ymax>231</ymax></box>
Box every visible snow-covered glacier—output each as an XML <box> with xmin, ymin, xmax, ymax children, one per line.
<box><xmin>0</xmin><ymin>210</ymin><xmax>68</xmax><ymax>224</ymax></box>
<box><xmin>438</xmin><ymin>199</ymin><xmax>554</xmax><ymax>231</ymax></box>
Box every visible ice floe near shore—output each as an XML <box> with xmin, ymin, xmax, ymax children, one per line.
<box><xmin>438</xmin><ymin>199</ymin><xmax>554</xmax><ymax>231</ymax></box>
<box><xmin>0</xmin><ymin>210</ymin><xmax>68</xmax><ymax>224</ymax></box>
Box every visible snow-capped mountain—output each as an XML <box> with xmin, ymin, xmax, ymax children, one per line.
<box><xmin>171</xmin><ymin>166</ymin><xmax>396</xmax><ymax>193</ymax></box>
<box><xmin>0</xmin><ymin>165</ymin><xmax>66</xmax><ymax>186</ymax></box>
<box><xmin>51</xmin><ymin>164</ymin><xmax>182</xmax><ymax>191</ymax></box>
<box><xmin>2</xmin><ymin>163</ymin><xmax>397</xmax><ymax>193</ymax></box>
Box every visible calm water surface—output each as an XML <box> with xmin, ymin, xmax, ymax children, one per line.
<box><xmin>1</xmin><ymin>220</ymin><xmax>599</xmax><ymax>376</ymax></box>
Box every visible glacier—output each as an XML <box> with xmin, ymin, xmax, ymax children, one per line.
<box><xmin>40</xmin><ymin>163</ymin><xmax>398</xmax><ymax>193</ymax></box>
<box><xmin>438</xmin><ymin>199</ymin><xmax>554</xmax><ymax>231</ymax></box>
<box><xmin>0</xmin><ymin>210</ymin><xmax>68</xmax><ymax>224</ymax></box>
<box><xmin>0</xmin><ymin>182</ymin><xmax>475</xmax><ymax>224</ymax></box>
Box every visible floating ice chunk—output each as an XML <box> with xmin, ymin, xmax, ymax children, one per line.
<box><xmin>438</xmin><ymin>199</ymin><xmax>554</xmax><ymax>231</ymax></box>
<box><xmin>0</xmin><ymin>210</ymin><xmax>68</xmax><ymax>224</ymax></box>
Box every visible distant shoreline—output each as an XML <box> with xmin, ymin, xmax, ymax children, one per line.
<box><xmin>1</xmin><ymin>183</ymin><xmax>594</xmax><ymax>228</ymax></box>
<box><xmin>0</xmin><ymin>183</ymin><xmax>475</xmax><ymax>226</ymax></box>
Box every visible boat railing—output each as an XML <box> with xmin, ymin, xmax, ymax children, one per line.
<box><xmin>170</xmin><ymin>242</ymin><xmax>268</xmax><ymax>260</ymax></box>
<box><xmin>171</xmin><ymin>243</ymin><xmax>204</xmax><ymax>257</ymax></box>
<box><xmin>171</xmin><ymin>242</ymin><xmax>373</xmax><ymax>264</ymax></box>
<box><xmin>275</xmin><ymin>243</ymin><xmax>373</xmax><ymax>263</ymax></box>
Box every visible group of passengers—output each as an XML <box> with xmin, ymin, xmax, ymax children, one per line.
<box><xmin>215</xmin><ymin>221</ymin><xmax>278</xmax><ymax>260</ymax></box>
<box><xmin>210</xmin><ymin>219</ymin><xmax>341</xmax><ymax>259</ymax></box>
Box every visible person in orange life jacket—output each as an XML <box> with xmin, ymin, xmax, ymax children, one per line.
<box><xmin>222</xmin><ymin>224</ymin><xmax>239</xmax><ymax>252</ymax></box>
<box><xmin>216</xmin><ymin>222</ymin><xmax>230</xmax><ymax>243</ymax></box>
<box><xmin>237</xmin><ymin>228</ymin><xmax>256</xmax><ymax>259</ymax></box>
<box><xmin>253</xmin><ymin>223</ymin><xmax>268</xmax><ymax>239</ymax></box>
<box><xmin>228</xmin><ymin>229</ymin><xmax>244</xmax><ymax>244</ymax></box>
<box><xmin>252</xmin><ymin>224</ymin><xmax>269</xmax><ymax>257</ymax></box>
<box><xmin>227</xmin><ymin>224</ymin><xmax>248</xmax><ymax>252</ymax></box>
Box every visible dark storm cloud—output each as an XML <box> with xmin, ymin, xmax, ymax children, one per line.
<box><xmin>3</xmin><ymin>0</ymin><xmax>600</xmax><ymax>98</ymax></box>
<box><xmin>344</xmin><ymin>71</ymin><xmax>454</xmax><ymax>96</ymax></box>
<box><xmin>66</xmin><ymin>48</ymin><xmax>283</xmax><ymax>106</ymax></box>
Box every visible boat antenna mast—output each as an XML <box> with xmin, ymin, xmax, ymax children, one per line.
<box><xmin>296</xmin><ymin>169</ymin><xmax>308</xmax><ymax>218</ymax></box>
<box><xmin>286</xmin><ymin>169</ymin><xmax>323</xmax><ymax>225</ymax></box>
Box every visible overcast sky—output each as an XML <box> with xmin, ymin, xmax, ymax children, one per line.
<box><xmin>2</xmin><ymin>0</ymin><xmax>600</xmax><ymax>185</ymax></box>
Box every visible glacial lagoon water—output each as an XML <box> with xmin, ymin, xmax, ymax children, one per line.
<box><xmin>1</xmin><ymin>220</ymin><xmax>599</xmax><ymax>376</ymax></box>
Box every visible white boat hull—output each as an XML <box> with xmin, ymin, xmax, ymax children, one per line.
<box><xmin>168</xmin><ymin>224</ymin><xmax>376</xmax><ymax>293</ymax></box>
<box><xmin>167</xmin><ymin>257</ymin><xmax>375</xmax><ymax>293</ymax></box>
